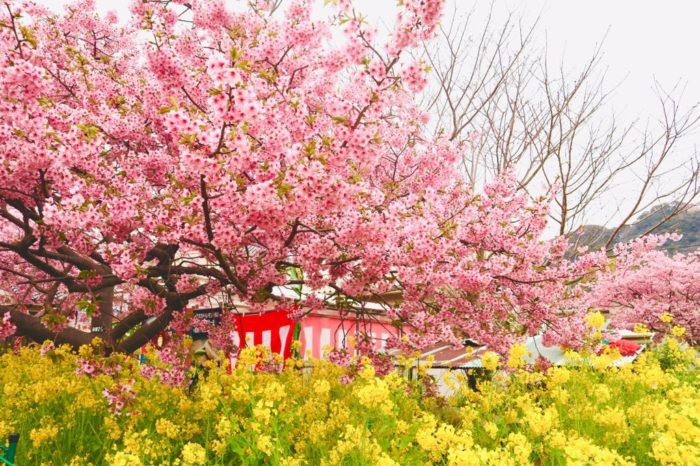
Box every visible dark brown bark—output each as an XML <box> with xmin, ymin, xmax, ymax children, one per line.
<box><xmin>111</xmin><ymin>309</ymin><xmax>148</xmax><ymax>342</ymax></box>
<box><xmin>90</xmin><ymin>286</ymin><xmax>115</xmax><ymax>347</ymax></box>
<box><xmin>5</xmin><ymin>307</ymin><xmax>93</xmax><ymax>350</ymax></box>
<box><xmin>115</xmin><ymin>308</ymin><xmax>174</xmax><ymax>354</ymax></box>
<box><xmin>0</xmin><ymin>191</ymin><xmax>226</xmax><ymax>355</ymax></box>
<box><xmin>2</xmin><ymin>303</ymin><xmax>177</xmax><ymax>355</ymax></box>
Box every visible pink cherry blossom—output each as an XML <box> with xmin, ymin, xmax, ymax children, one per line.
<box><xmin>2</xmin><ymin>0</ymin><xmax>689</xmax><ymax>364</ymax></box>
<box><xmin>577</xmin><ymin>234</ymin><xmax>700</xmax><ymax>343</ymax></box>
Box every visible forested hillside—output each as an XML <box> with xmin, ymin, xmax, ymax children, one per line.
<box><xmin>571</xmin><ymin>203</ymin><xmax>700</xmax><ymax>254</ymax></box>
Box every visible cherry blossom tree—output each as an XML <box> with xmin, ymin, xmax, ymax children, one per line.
<box><xmin>580</xmin><ymin>234</ymin><xmax>700</xmax><ymax>344</ymax></box>
<box><xmin>0</xmin><ymin>0</ymin><xmax>601</xmax><ymax>355</ymax></box>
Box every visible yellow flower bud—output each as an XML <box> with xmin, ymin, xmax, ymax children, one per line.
<box><xmin>481</xmin><ymin>351</ymin><xmax>500</xmax><ymax>371</ymax></box>
<box><xmin>671</xmin><ymin>325</ymin><xmax>686</xmax><ymax>337</ymax></box>
<box><xmin>585</xmin><ymin>311</ymin><xmax>606</xmax><ymax>329</ymax></box>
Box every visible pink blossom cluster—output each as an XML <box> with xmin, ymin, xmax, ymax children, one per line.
<box><xmin>102</xmin><ymin>379</ymin><xmax>137</xmax><ymax>416</ymax></box>
<box><xmin>328</xmin><ymin>337</ymin><xmax>395</xmax><ymax>381</ymax></box>
<box><xmin>1</xmin><ymin>0</ymin><xmax>695</xmax><ymax>362</ymax></box>
<box><xmin>288</xmin><ymin>304</ymin><xmax>306</xmax><ymax>322</ymax></box>
<box><xmin>391</xmin><ymin>0</ymin><xmax>445</xmax><ymax>52</ymax></box>
<box><xmin>401</xmin><ymin>60</ymin><xmax>430</xmax><ymax>93</ymax></box>
<box><xmin>139</xmin><ymin>363</ymin><xmax>186</xmax><ymax>387</ymax></box>
<box><xmin>39</xmin><ymin>341</ymin><xmax>55</xmax><ymax>356</ymax></box>
<box><xmin>75</xmin><ymin>358</ymin><xmax>99</xmax><ymax>377</ymax></box>
<box><xmin>580</xmin><ymin>234</ymin><xmax>700</xmax><ymax>343</ymax></box>
<box><xmin>74</xmin><ymin>356</ymin><xmax>123</xmax><ymax>378</ymax></box>
<box><xmin>0</xmin><ymin>312</ymin><xmax>15</xmax><ymax>340</ymax></box>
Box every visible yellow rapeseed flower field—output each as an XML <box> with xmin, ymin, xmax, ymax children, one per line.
<box><xmin>0</xmin><ymin>338</ymin><xmax>698</xmax><ymax>465</ymax></box>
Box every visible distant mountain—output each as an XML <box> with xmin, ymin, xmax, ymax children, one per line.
<box><xmin>568</xmin><ymin>203</ymin><xmax>700</xmax><ymax>255</ymax></box>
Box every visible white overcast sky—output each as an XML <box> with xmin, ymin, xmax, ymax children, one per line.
<box><xmin>33</xmin><ymin>0</ymin><xmax>700</xmax><ymax>228</ymax></box>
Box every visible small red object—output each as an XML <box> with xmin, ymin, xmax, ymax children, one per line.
<box><xmin>608</xmin><ymin>339</ymin><xmax>641</xmax><ymax>356</ymax></box>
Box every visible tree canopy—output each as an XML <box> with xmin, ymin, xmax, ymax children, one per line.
<box><xmin>0</xmin><ymin>0</ymin><xmax>693</xmax><ymax>356</ymax></box>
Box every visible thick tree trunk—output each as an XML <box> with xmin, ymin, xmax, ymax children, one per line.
<box><xmin>3</xmin><ymin>306</ymin><xmax>93</xmax><ymax>350</ymax></box>
<box><xmin>90</xmin><ymin>286</ymin><xmax>115</xmax><ymax>347</ymax></box>
<box><xmin>115</xmin><ymin>308</ymin><xmax>174</xmax><ymax>354</ymax></box>
<box><xmin>2</xmin><ymin>301</ymin><xmax>175</xmax><ymax>354</ymax></box>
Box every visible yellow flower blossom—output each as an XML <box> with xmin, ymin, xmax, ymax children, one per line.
<box><xmin>585</xmin><ymin>311</ymin><xmax>606</xmax><ymax>329</ymax></box>
<box><xmin>181</xmin><ymin>442</ymin><xmax>206</xmax><ymax>465</ymax></box>
<box><xmin>216</xmin><ymin>417</ymin><xmax>232</xmax><ymax>438</ymax></box>
<box><xmin>564</xmin><ymin>436</ymin><xmax>634</xmax><ymax>466</ymax></box>
<box><xmin>353</xmin><ymin>377</ymin><xmax>394</xmax><ymax>415</ymax></box>
<box><xmin>104</xmin><ymin>416</ymin><xmax>122</xmax><ymax>441</ymax></box>
<box><xmin>108</xmin><ymin>451</ymin><xmax>142</xmax><ymax>466</ymax></box>
<box><xmin>547</xmin><ymin>429</ymin><xmax>567</xmax><ymax>449</ymax></box>
<box><xmin>524</xmin><ymin>406</ymin><xmax>558</xmax><ymax>437</ymax></box>
<box><xmin>252</xmin><ymin>399</ymin><xmax>275</xmax><ymax>425</ymax></box>
<box><xmin>547</xmin><ymin>366</ymin><xmax>571</xmax><ymax>387</ymax></box>
<box><xmin>481</xmin><ymin>351</ymin><xmax>500</xmax><ymax>371</ymax></box>
<box><xmin>671</xmin><ymin>325</ymin><xmax>686</xmax><ymax>337</ymax></box>
<box><xmin>506</xmin><ymin>432</ymin><xmax>532</xmax><ymax>464</ymax></box>
<box><xmin>262</xmin><ymin>380</ymin><xmax>286</xmax><ymax>402</ymax></box>
<box><xmin>280</xmin><ymin>457</ymin><xmax>304</xmax><ymax>466</ymax></box>
<box><xmin>68</xmin><ymin>455</ymin><xmax>93</xmax><ymax>466</ymax></box>
<box><xmin>313</xmin><ymin>379</ymin><xmax>331</xmax><ymax>397</ymax></box>
<box><xmin>155</xmin><ymin>418</ymin><xmax>180</xmax><ymax>439</ymax></box>
<box><xmin>1</xmin><ymin>336</ymin><xmax>699</xmax><ymax>466</ymax></box>
<box><xmin>30</xmin><ymin>422</ymin><xmax>59</xmax><ymax>448</ymax></box>
<box><xmin>483</xmin><ymin>421</ymin><xmax>498</xmax><ymax>439</ymax></box>
<box><xmin>633</xmin><ymin>323</ymin><xmax>650</xmax><ymax>333</ymax></box>
<box><xmin>593</xmin><ymin>383</ymin><xmax>612</xmax><ymax>403</ymax></box>
<box><xmin>257</xmin><ymin>434</ymin><xmax>274</xmax><ymax>456</ymax></box>
<box><xmin>507</xmin><ymin>343</ymin><xmax>530</xmax><ymax>369</ymax></box>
